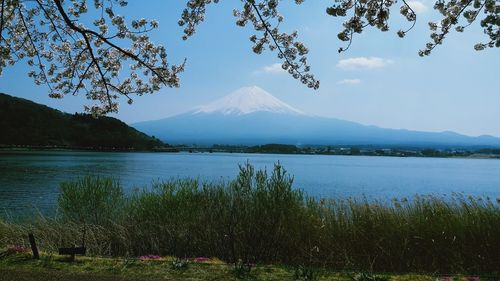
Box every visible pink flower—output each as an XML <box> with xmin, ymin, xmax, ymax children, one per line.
<box><xmin>138</xmin><ymin>255</ymin><xmax>161</xmax><ymax>261</ymax></box>
<box><xmin>440</xmin><ymin>276</ymin><xmax>452</xmax><ymax>281</ymax></box>
<box><xmin>466</xmin><ymin>277</ymin><xmax>480</xmax><ymax>281</ymax></box>
<box><xmin>191</xmin><ymin>257</ymin><xmax>210</xmax><ymax>262</ymax></box>
<box><xmin>6</xmin><ymin>245</ymin><xmax>28</xmax><ymax>254</ymax></box>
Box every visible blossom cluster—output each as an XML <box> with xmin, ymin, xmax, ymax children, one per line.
<box><xmin>179</xmin><ymin>0</ymin><xmax>319</xmax><ymax>90</ymax></box>
<box><xmin>0</xmin><ymin>0</ymin><xmax>184</xmax><ymax>115</ymax></box>
<box><xmin>325</xmin><ymin>0</ymin><xmax>499</xmax><ymax>56</ymax></box>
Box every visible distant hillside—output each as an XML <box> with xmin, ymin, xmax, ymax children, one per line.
<box><xmin>0</xmin><ymin>93</ymin><xmax>167</xmax><ymax>150</ymax></box>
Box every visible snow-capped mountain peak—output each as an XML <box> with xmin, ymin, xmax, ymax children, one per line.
<box><xmin>192</xmin><ymin>86</ymin><xmax>305</xmax><ymax>116</ymax></box>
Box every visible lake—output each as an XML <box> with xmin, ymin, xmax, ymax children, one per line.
<box><xmin>1</xmin><ymin>150</ymin><xmax>500</xmax><ymax>216</ymax></box>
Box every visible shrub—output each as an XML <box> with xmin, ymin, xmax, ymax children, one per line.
<box><xmin>294</xmin><ymin>265</ymin><xmax>319</xmax><ymax>281</ymax></box>
<box><xmin>233</xmin><ymin>259</ymin><xmax>253</xmax><ymax>279</ymax></box>
<box><xmin>58</xmin><ymin>176</ymin><xmax>125</xmax><ymax>225</ymax></box>
<box><xmin>171</xmin><ymin>258</ymin><xmax>189</xmax><ymax>270</ymax></box>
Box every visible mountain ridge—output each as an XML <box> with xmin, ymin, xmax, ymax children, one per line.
<box><xmin>132</xmin><ymin>86</ymin><xmax>500</xmax><ymax>148</ymax></box>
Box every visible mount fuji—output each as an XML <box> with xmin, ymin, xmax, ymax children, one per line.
<box><xmin>192</xmin><ymin>86</ymin><xmax>305</xmax><ymax>116</ymax></box>
<box><xmin>132</xmin><ymin>86</ymin><xmax>500</xmax><ymax>147</ymax></box>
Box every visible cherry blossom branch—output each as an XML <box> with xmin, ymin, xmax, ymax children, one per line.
<box><xmin>18</xmin><ymin>5</ymin><xmax>54</xmax><ymax>93</ymax></box>
<box><xmin>250</xmin><ymin>2</ymin><xmax>304</xmax><ymax>78</ymax></box>
<box><xmin>53</xmin><ymin>0</ymin><xmax>169</xmax><ymax>86</ymax></box>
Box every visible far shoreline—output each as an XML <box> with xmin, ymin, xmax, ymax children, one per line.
<box><xmin>0</xmin><ymin>145</ymin><xmax>179</xmax><ymax>153</ymax></box>
<box><xmin>2</xmin><ymin>144</ymin><xmax>500</xmax><ymax>160</ymax></box>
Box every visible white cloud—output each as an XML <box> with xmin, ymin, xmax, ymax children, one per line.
<box><xmin>406</xmin><ymin>0</ymin><xmax>428</xmax><ymax>13</ymax></box>
<box><xmin>337</xmin><ymin>79</ymin><xmax>361</xmax><ymax>85</ymax></box>
<box><xmin>259</xmin><ymin>63</ymin><xmax>286</xmax><ymax>74</ymax></box>
<box><xmin>337</xmin><ymin>57</ymin><xmax>394</xmax><ymax>70</ymax></box>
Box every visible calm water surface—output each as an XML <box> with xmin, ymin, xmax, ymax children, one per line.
<box><xmin>1</xmin><ymin>151</ymin><xmax>499</xmax><ymax>216</ymax></box>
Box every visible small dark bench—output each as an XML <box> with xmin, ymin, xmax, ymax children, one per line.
<box><xmin>58</xmin><ymin>246</ymin><xmax>86</xmax><ymax>261</ymax></box>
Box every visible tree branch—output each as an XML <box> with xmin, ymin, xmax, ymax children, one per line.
<box><xmin>423</xmin><ymin>0</ymin><xmax>474</xmax><ymax>55</ymax></box>
<box><xmin>71</xmin><ymin>61</ymin><xmax>94</xmax><ymax>96</ymax></box>
<box><xmin>0</xmin><ymin>0</ymin><xmax>5</xmax><ymax>45</ymax></box>
<box><xmin>249</xmin><ymin>1</ymin><xmax>305</xmax><ymax>78</ymax></box>
<box><xmin>53</xmin><ymin>0</ymin><xmax>169</xmax><ymax>86</ymax></box>
<box><xmin>81</xmin><ymin>32</ymin><xmax>113</xmax><ymax>110</ymax></box>
<box><xmin>401</xmin><ymin>0</ymin><xmax>417</xmax><ymax>33</ymax></box>
<box><xmin>35</xmin><ymin>0</ymin><xmax>64</xmax><ymax>42</ymax></box>
<box><xmin>18</xmin><ymin>6</ymin><xmax>54</xmax><ymax>93</ymax></box>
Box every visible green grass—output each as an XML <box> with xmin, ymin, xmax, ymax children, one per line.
<box><xmin>0</xmin><ymin>252</ymin><xmax>459</xmax><ymax>281</ymax></box>
<box><xmin>1</xmin><ymin>163</ymin><xmax>499</xmax><ymax>274</ymax></box>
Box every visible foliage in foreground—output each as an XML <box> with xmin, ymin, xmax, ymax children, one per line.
<box><xmin>0</xmin><ymin>163</ymin><xmax>499</xmax><ymax>274</ymax></box>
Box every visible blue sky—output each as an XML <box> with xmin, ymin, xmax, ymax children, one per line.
<box><xmin>1</xmin><ymin>1</ymin><xmax>499</xmax><ymax>136</ymax></box>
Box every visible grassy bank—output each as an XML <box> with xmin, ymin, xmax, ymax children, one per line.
<box><xmin>1</xmin><ymin>163</ymin><xmax>499</xmax><ymax>274</ymax></box>
<box><xmin>0</xmin><ymin>252</ymin><xmax>488</xmax><ymax>281</ymax></box>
